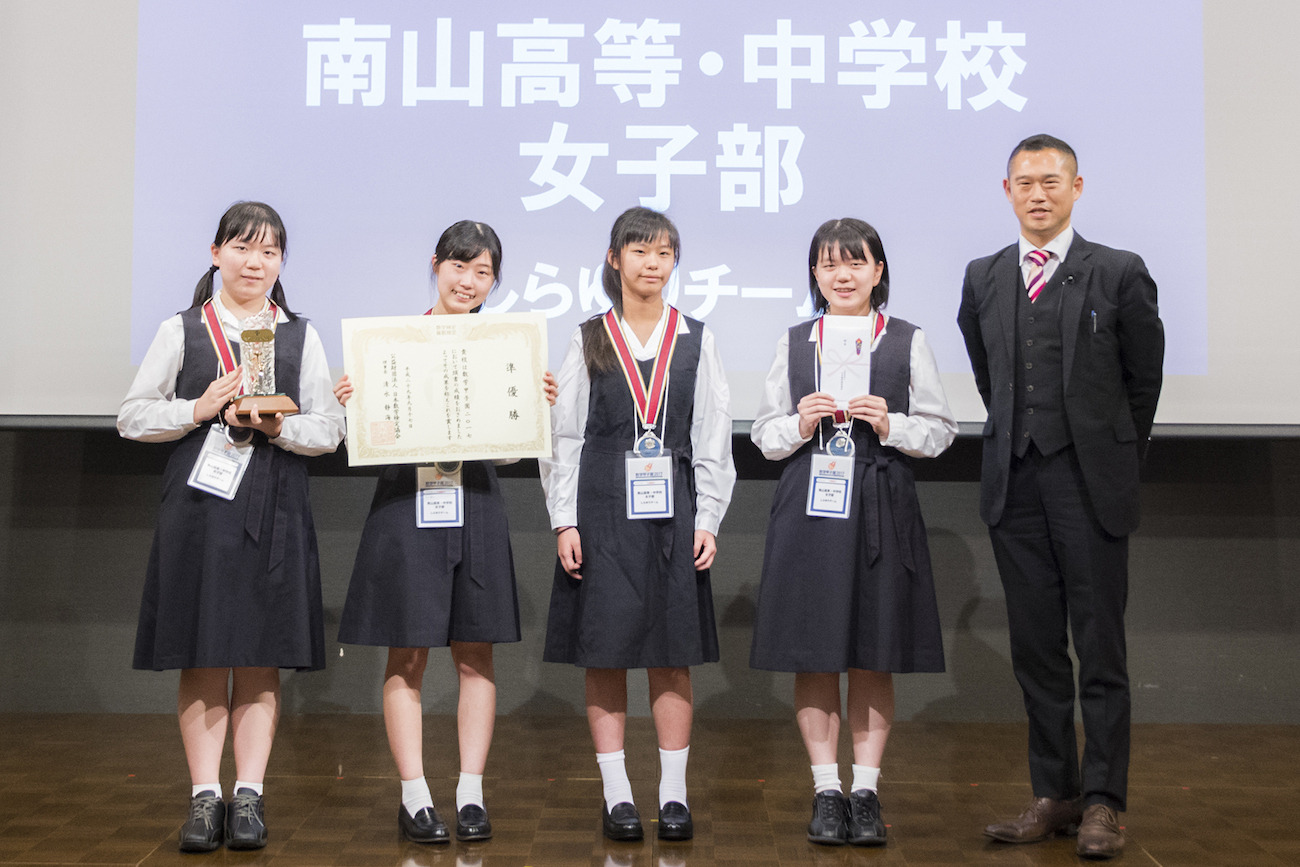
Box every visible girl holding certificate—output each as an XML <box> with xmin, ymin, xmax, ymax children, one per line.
<box><xmin>748</xmin><ymin>218</ymin><xmax>956</xmax><ymax>847</ymax></box>
<box><xmin>118</xmin><ymin>201</ymin><xmax>346</xmax><ymax>853</ymax></box>
<box><xmin>334</xmin><ymin>220</ymin><xmax>557</xmax><ymax>844</ymax></box>
<box><xmin>541</xmin><ymin>206</ymin><xmax>736</xmax><ymax>842</ymax></box>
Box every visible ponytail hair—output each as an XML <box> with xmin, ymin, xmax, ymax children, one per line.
<box><xmin>190</xmin><ymin>264</ymin><xmax>219</xmax><ymax>309</ymax></box>
<box><xmin>188</xmin><ymin>201</ymin><xmax>298</xmax><ymax>320</ymax></box>
<box><xmin>583</xmin><ymin>206</ymin><xmax>681</xmax><ymax>374</ymax></box>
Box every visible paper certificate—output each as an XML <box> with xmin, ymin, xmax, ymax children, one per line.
<box><xmin>819</xmin><ymin>314</ymin><xmax>873</xmax><ymax>403</ymax></box>
<box><xmin>341</xmin><ymin>312</ymin><xmax>551</xmax><ymax>466</ymax></box>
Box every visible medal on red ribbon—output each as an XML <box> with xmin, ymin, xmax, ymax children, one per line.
<box><xmin>200</xmin><ymin>298</ymin><xmax>280</xmax><ymax>395</ymax></box>
<box><xmin>603</xmin><ymin>306</ymin><xmax>680</xmax><ymax>457</ymax></box>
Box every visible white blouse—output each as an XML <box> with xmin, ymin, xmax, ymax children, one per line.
<box><xmin>751</xmin><ymin>317</ymin><xmax>957</xmax><ymax>461</ymax></box>
<box><xmin>540</xmin><ymin>308</ymin><xmax>736</xmax><ymax>535</ymax></box>
<box><xmin>117</xmin><ymin>291</ymin><xmax>345</xmax><ymax>456</ymax></box>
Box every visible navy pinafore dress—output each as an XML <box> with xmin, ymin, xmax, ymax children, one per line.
<box><xmin>544</xmin><ymin>318</ymin><xmax>719</xmax><ymax>669</ymax></box>
<box><xmin>749</xmin><ymin>317</ymin><xmax>945</xmax><ymax>674</ymax></box>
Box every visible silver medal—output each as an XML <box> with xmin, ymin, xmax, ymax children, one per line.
<box><xmin>633</xmin><ymin>431</ymin><xmax>663</xmax><ymax>458</ymax></box>
<box><xmin>827</xmin><ymin>429</ymin><xmax>856</xmax><ymax>457</ymax></box>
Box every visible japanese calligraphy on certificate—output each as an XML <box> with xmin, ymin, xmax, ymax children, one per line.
<box><xmin>341</xmin><ymin>313</ymin><xmax>550</xmax><ymax>466</ymax></box>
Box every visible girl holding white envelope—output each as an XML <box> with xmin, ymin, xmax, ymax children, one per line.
<box><xmin>749</xmin><ymin>218</ymin><xmax>957</xmax><ymax>847</ymax></box>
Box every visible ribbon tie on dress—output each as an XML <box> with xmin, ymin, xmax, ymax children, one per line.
<box><xmin>860</xmin><ymin>452</ymin><xmax>919</xmax><ymax>574</ymax></box>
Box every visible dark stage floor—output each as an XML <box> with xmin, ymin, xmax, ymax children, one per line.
<box><xmin>1</xmin><ymin>714</ymin><xmax>1296</xmax><ymax>866</ymax></box>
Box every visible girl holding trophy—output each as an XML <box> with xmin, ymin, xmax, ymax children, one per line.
<box><xmin>118</xmin><ymin>201</ymin><xmax>345</xmax><ymax>852</ymax></box>
<box><xmin>333</xmin><ymin>220</ymin><xmax>557</xmax><ymax>844</ymax></box>
<box><xmin>540</xmin><ymin>206</ymin><xmax>736</xmax><ymax>842</ymax></box>
<box><xmin>748</xmin><ymin>218</ymin><xmax>956</xmax><ymax>847</ymax></box>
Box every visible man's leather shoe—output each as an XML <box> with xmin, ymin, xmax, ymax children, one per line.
<box><xmin>807</xmin><ymin>790</ymin><xmax>847</xmax><ymax>845</ymax></box>
<box><xmin>657</xmin><ymin>801</ymin><xmax>693</xmax><ymax>841</ymax></box>
<box><xmin>846</xmin><ymin>789</ymin><xmax>886</xmax><ymax>846</ymax></box>
<box><xmin>984</xmin><ymin>796</ymin><xmax>1082</xmax><ymax>843</ymax></box>
<box><xmin>456</xmin><ymin>804</ymin><xmax>492</xmax><ymax>841</ymax></box>
<box><xmin>603</xmin><ymin>801</ymin><xmax>644</xmax><ymax>841</ymax></box>
<box><xmin>1076</xmin><ymin>804</ymin><xmax>1124</xmax><ymax>859</ymax></box>
<box><xmin>225</xmin><ymin>788</ymin><xmax>268</xmax><ymax>850</ymax></box>
<box><xmin>399</xmin><ymin>803</ymin><xmax>450</xmax><ymax>843</ymax></box>
<box><xmin>179</xmin><ymin>791</ymin><xmax>225</xmax><ymax>852</ymax></box>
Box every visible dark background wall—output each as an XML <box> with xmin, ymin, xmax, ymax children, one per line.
<box><xmin>2</xmin><ymin>427</ymin><xmax>1295</xmax><ymax>724</ymax></box>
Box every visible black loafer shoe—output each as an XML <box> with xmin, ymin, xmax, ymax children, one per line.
<box><xmin>807</xmin><ymin>790</ymin><xmax>848</xmax><ymax>845</ymax></box>
<box><xmin>847</xmin><ymin>789</ymin><xmax>887</xmax><ymax>846</ymax></box>
<box><xmin>603</xmin><ymin>801</ymin><xmax>644</xmax><ymax>841</ymax></box>
<box><xmin>399</xmin><ymin>803</ymin><xmax>450</xmax><ymax>843</ymax></box>
<box><xmin>225</xmin><ymin>788</ymin><xmax>267</xmax><ymax>850</ymax></box>
<box><xmin>456</xmin><ymin>804</ymin><xmax>492</xmax><ymax>841</ymax></box>
<box><xmin>657</xmin><ymin>801</ymin><xmax>693</xmax><ymax>841</ymax></box>
<box><xmin>179</xmin><ymin>791</ymin><xmax>225</xmax><ymax>853</ymax></box>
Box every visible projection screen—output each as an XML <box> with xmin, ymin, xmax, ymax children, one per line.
<box><xmin>1</xmin><ymin>1</ymin><xmax>1296</xmax><ymax>432</ymax></box>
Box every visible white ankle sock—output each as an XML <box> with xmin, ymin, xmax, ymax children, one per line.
<box><xmin>191</xmin><ymin>783</ymin><xmax>222</xmax><ymax>799</ymax></box>
<box><xmin>596</xmin><ymin>749</ymin><xmax>635</xmax><ymax>808</ymax></box>
<box><xmin>456</xmin><ymin>772</ymin><xmax>484</xmax><ymax>810</ymax></box>
<box><xmin>658</xmin><ymin>745</ymin><xmax>689</xmax><ymax>809</ymax></box>
<box><xmin>811</xmin><ymin>763</ymin><xmax>841</xmax><ymax>794</ymax></box>
<box><xmin>400</xmin><ymin>777</ymin><xmax>434</xmax><ymax>815</ymax></box>
<box><xmin>233</xmin><ymin>780</ymin><xmax>263</xmax><ymax>796</ymax></box>
<box><xmin>851</xmin><ymin>764</ymin><xmax>880</xmax><ymax>793</ymax></box>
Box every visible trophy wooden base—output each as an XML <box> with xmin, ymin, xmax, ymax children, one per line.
<box><xmin>232</xmin><ymin>394</ymin><xmax>300</xmax><ymax>418</ymax></box>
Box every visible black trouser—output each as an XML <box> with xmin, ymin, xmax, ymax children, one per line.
<box><xmin>989</xmin><ymin>443</ymin><xmax>1130</xmax><ymax>811</ymax></box>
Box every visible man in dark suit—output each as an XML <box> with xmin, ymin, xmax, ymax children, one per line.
<box><xmin>957</xmin><ymin>134</ymin><xmax>1163</xmax><ymax>860</ymax></box>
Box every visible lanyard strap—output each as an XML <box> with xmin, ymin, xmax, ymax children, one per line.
<box><xmin>602</xmin><ymin>306</ymin><xmax>681</xmax><ymax>431</ymax></box>
<box><xmin>201</xmin><ymin>297</ymin><xmax>278</xmax><ymax>395</ymax></box>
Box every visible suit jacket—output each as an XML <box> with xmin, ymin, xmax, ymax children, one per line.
<box><xmin>957</xmin><ymin>234</ymin><xmax>1164</xmax><ymax>537</ymax></box>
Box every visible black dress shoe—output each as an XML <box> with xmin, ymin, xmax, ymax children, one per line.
<box><xmin>807</xmin><ymin>790</ymin><xmax>847</xmax><ymax>845</ymax></box>
<box><xmin>225</xmin><ymin>788</ymin><xmax>267</xmax><ymax>850</ymax></box>
<box><xmin>846</xmin><ymin>789</ymin><xmax>886</xmax><ymax>846</ymax></box>
<box><xmin>602</xmin><ymin>801</ymin><xmax>644</xmax><ymax>841</ymax></box>
<box><xmin>456</xmin><ymin>803</ymin><xmax>493</xmax><ymax>841</ymax></box>
<box><xmin>399</xmin><ymin>803</ymin><xmax>450</xmax><ymax>843</ymax></box>
<box><xmin>657</xmin><ymin>801</ymin><xmax>693</xmax><ymax>841</ymax></box>
<box><xmin>179</xmin><ymin>791</ymin><xmax>225</xmax><ymax>853</ymax></box>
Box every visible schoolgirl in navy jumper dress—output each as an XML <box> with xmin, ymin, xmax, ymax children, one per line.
<box><xmin>749</xmin><ymin>218</ymin><xmax>956</xmax><ymax>847</ymax></box>
<box><xmin>540</xmin><ymin>207</ymin><xmax>736</xmax><ymax>842</ymax></box>
<box><xmin>334</xmin><ymin>221</ymin><xmax>557</xmax><ymax>844</ymax></box>
<box><xmin>118</xmin><ymin>202</ymin><xmax>345</xmax><ymax>853</ymax></box>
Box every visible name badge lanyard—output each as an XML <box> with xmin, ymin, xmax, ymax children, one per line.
<box><xmin>602</xmin><ymin>306</ymin><xmax>681</xmax><ymax>458</ymax></box>
<box><xmin>605</xmin><ymin>307</ymin><xmax>680</xmax><ymax>520</ymax></box>
<box><xmin>200</xmin><ymin>297</ymin><xmax>279</xmax><ymax>443</ymax></box>
<box><xmin>188</xmin><ymin>298</ymin><xmax>278</xmax><ymax>499</ymax></box>
<box><xmin>813</xmin><ymin>311</ymin><xmax>881</xmax><ymax>458</ymax></box>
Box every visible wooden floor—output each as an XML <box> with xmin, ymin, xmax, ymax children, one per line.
<box><xmin>1</xmin><ymin>714</ymin><xmax>1297</xmax><ymax>866</ymax></box>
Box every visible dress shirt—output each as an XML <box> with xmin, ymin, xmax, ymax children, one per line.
<box><xmin>117</xmin><ymin>290</ymin><xmax>345</xmax><ymax>456</ymax></box>
<box><xmin>751</xmin><ymin>316</ymin><xmax>957</xmax><ymax>461</ymax></box>
<box><xmin>540</xmin><ymin>307</ymin><xmax>736</xmax><ymax>535</ymax></box>
<box><xmin>1018</xmin><ymin>226</ymin><xmax>1075</xmax><ymax>286</ymax></box>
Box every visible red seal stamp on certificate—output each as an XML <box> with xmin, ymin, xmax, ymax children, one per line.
<box><xmin>370</xmin><ymin>420</ymin><xmax>396</xmax><ymax>446</ymax></box>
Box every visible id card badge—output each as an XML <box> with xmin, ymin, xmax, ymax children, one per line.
<box><xmin>626</xmin><ymin>450</ymin><xmax>674</xmax><ymax>520</ymax></box>
<box><xmin>806</xmin><ymin>452</ymin><xmax>854</xmax><ymax>519</ymax></box>
<box><xmin>187</xmin><ymin>425</ymin><xmax>254</xmax><ymax>500</ymax></box>
<box><xmin>416</xmin><ymin>463</ymin><xmax>464</xmax><ymax>528</ymax></box>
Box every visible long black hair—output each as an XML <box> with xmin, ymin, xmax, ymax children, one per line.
<box><xmin>807</xmin><ymin>218</ymin><xmax>890</xmax><ymax>315</ymax></box>
<box><xmin>189</xmin><ymin>201</ymin><xmax>297</xmax><ymax>320</ymax></box>
<box><xmin>581</xmin><ymin>207</ymin><xmax>681</xmax><ymax>374</ymax></box>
